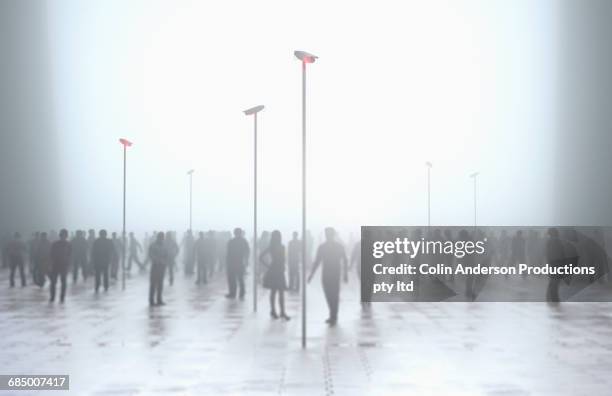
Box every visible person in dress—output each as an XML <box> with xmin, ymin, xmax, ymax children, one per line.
<box><xmin>260</xmin><ymin>230</ymin><xmax>290</xmax><ymax>320</ymax></box>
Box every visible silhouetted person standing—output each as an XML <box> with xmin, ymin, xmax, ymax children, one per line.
<box><xmin>7</xmin><ymin>232</ymin><xmax>27</xmax><ymax>287</ymax></box>
<box><xmin>71</xmin><ymin>230</ymin><xmax>88</xmax><ymax>283</ymax></box>
<box><xmin>308</xmin><ymin>227</ymin><xmax>348</xmax><ymax>326</ymax></box>
<box><xmin>526</xmin><ymin>230</ymin><xmax>543</xmax><ymax>267</ymax></box>
<box><xmin>443</xmin><ymin>229</ymin><xmax>456</xmax><ymax>281</ymax></box>
<box><xmin>216</xmin><ymin>231</ymin><xmax>231</xmax><ymax>277</ymax></box>
<box><xmin>260</xmin><ymin>230</ymin><xmax>290</xmax><ymax>320</ymax></box>
<box><xmin>49</xmin><ymin>229</ymin><xmax>71</xmax><ymax>303</ymax></box>
<box><xmin>194</xmin><ymin>232</ymin><xmax>207</xmax><ymax>285</ymax></box>
<box><xmin>127</xmin><ymin>232</ymin><xmax>143</xmax><ymax>272</ymax></box>
<box><xmin>27</xmin><ymin>232</ymin><xmax>39</xmax><ymax>282</ymax></box>
<box><xmin>143</xmin><ymin>231</ymin><xmax>154</xmax><ymax>268</ymax></box>
<box><xmin>350</xmin><ymin>239</ymin><xmax>361</xmax><ymax>279</ymax></box>
<box><xmin>33</xmin><ymin>232</ymin><xmax>51</xmax><ymax>287</ymax></box>
<box><xmin>86</xmin><ymin>229</ymin><xmax>96</xmax><ymax>277</ymax></box>
<box><xmin>546</xmin><ymin>228</ymin><xmax>565</xmax><ymax>303</ymax></box>
<box><xmin>165</xmin><ymin>231</ymin><xmax>179</xmax><ymax>286</ymax></box>
<box><xmin>149</xmin><ymin>232</ymin><xmax>169</xmax><ymax>306</ymax></box>
<box><xmin>257</xmin><ymin>231</ymin><xmax>271</xmax><ymax>284</ymax></box>
<box><xmin>460</xmin><ymin>229</ymin><xmax>478</xmax><ymax>301</ymax></box>
<box><xmin>92</xmin><ymin>230</ymin><xmax>116</xmax><ymax>293</ymax></box>
<box><xmin>468</xmin><ymin>229</ymin><xmax>491</xmax><ymax>301</ymax></box>
<box><xmin>1</xmin><ymin>233</ymin><xmax>10</xmax><ymax>269</ymax></box>
<box><xmin>110</xmin><ymin>232</ymin><xmax>122</xmax><ymax>280</ymax></box>
<box><xmin>287</xmin><ymin>232</ymin><xmax>301</xmax><ymax>292</ymax></box>
<box><xmin>182</xmin><ymin>230</ymin><xmax>196</xmax><ymax>276</ymax></box>
<box><xmin>226</xmin><ymin>228</ymin><xmax>249</xmax><ymax>299</ymax></box>
<box><xmin>511</xmin><ymin>230</ymin><xmax>526</xmax><ymax>276</ymax></box>
<box><xmin>195</xmin><ymin>231</ymin><xmax>216</xmax><ymax>285</ymax></box>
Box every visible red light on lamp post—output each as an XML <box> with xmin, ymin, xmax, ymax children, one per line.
<box><xmin>294</xmin><ymin>51</ymin><xmax>318</xmax><ymax>64</ymax></box>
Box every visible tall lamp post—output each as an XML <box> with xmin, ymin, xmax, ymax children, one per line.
<box><xmin>426</xmin><ymin>162</ymin><xmax>432</xmax><ymax>227</ymax></box>
<box><xmin>294</xmin><ymin>50</ymin><xmax>317</xmax><ymax>349</ymax></box>
<box><xmin>244</xmin><ymin>104</ymin><xmax>264</xmax><ymax>313</ymax></box>
<box><xmin>119</xmin><ymin>138</ymin><xmax>132</xmax><ymax>291</ymax></box>
<box><xmin>187</xmin><ymin>169</ymin><xmax>194</xmax><ymax>231</ymax></box>
<box><xmin>470</xmin><ymin>172</ymin><xmax>479</xmax><ymax>227</ymax></box>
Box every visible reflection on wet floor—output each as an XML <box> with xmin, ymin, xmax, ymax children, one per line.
<box><xmin>2</xmin><ymin>269</ymin><xmax>612</xmax><ymax>395</ymax></box>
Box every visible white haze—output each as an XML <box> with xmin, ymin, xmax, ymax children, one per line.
<box><xmin>48</xmin><ymin>0</ymin><xmax>558</xmax><ymax>238</ymax></box>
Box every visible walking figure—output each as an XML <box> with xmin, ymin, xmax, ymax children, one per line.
<box><xmin>92</xmin><ymin>230</ymin><xmax>116</xmax><ymax>293</ymax></box>
<box><xmin>127</xmin><ymin>232</ymin><xmax>144</xmax><ymax>273</ymax></box>
<box><xmin>225</xmin><ymin>228</ymin><xmax>249</xmax><ymax>300</ymax></box>
<box><xmin>86</xmin><ymin>229</ymin><xmax>96</xmax><ymax>277</ymax></box>
<box><xmin>27</xmin><ymin>232</ymin><xmax>39</xmax><ymax>283</ymax></box>
<box><xmin>7</xmin><ymin>232</ymin><xmax>27</xmax><ymax>287</ymax></box>
<box><xmin>33</xmin><ymin>232</ymin><xmax>51</xmax><ymax>287</ymax></box>
<box><xmin>110</xmin><ymin>232</ymin><xmax>122</xmax><ymax>280</ymax></box>
<box><xmin>165</xmin><ymin>231</ymin><xmax>179</xmax><ymax>286</ymax></box>
<box><xmin>546</xmin><ymin>228</ymin><xmax>565</xmax><ymax>303</ymax></box>
<box><xmin>308</xmin><ymin>227</ymin><xmax>348</xmax><ymax>326</ymax></box>
<box><xmin>195</xmin><ymin>231</ymin><xmax>216</xmax><ymax>285</ymax></box>
<box><xmin>149</xmin><ymin>232</ymin><xmax>169</xmax><ymax>306</ymax></box>
<box><xmin>71</xmin><ymin>230</ymin><xmax>88</xmax><ymax>283</ymax></box>
<box><xmin>182</xmin><ymin>230</ymin><xmax>196</xmax><ymax>276</ymax></box>
<box><xmin>50</xmin><ymin>229</ymin><xmax>72</xmax><ymax>303</ymax></box>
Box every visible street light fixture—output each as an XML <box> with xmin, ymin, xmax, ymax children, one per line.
<box><xmin>244</xmin><ymin>105</ymin><xmax>264</xmax><ymax>116</ymax></box>
<box><xmin>244</xmin><ymin>104</ymin><xmax>264</xmax><ymax>313</ymax></box>
<box><xmin>294</xmin><ymin>49</ymin><xmax>317</xmax><ymax>349</ymax></box>
<box><xmin>119</xmin><ymin>138</ymin><xmax>133</xmax><ymax>291</ymax></box>
<box><xmin>294</xmin><ymin>51</ymin><xmax>318</xmax><ymax>64</ymax></box>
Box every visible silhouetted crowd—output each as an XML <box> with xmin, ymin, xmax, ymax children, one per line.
<box><xmin>2</xmin><ymin>226</ymin><xmax>610</xmax><ymax>321</ymax></box>
<box><xmin>1</xmin><ymin>227</ymin><xmax>357</xmax><ymax>326</ymax></box>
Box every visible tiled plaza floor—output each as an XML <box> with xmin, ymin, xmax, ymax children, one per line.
<box><xmin>1</xmin><ymin>268</ymin><xmax>612</xmax><ymax>395</ymax></box>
